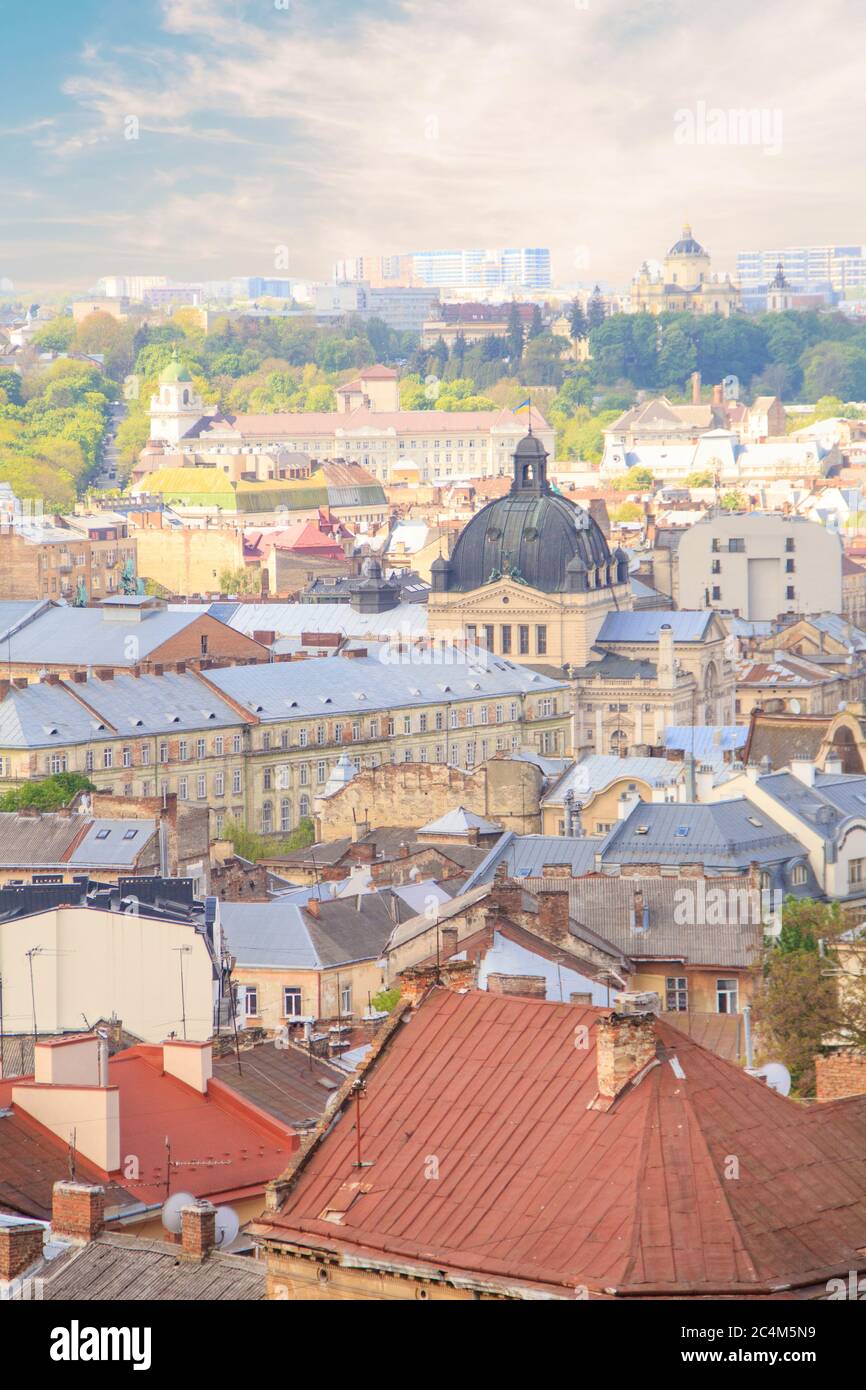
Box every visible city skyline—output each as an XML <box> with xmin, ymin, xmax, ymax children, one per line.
<box><xmin>3</xmin><ymin>0</ymin><xmax>866</xmax><ymax>295</ymax></box>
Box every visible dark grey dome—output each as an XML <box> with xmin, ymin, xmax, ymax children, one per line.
<box><xmin>668</xmin><ymin>224</ymin><xmax>706</xmax><ymax>257</ymax></box>
<box><xmin>435</xmin><ymin>431</ymin><xmax>615</xmax><ymax>594</ymax></box>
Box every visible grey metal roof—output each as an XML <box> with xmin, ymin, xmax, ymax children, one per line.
<box><xmin>543</xmin><ymin>754</ymin><xmax>685</xmax><ymax>807</ymax></box>
<box><xmin>663</xmin><ymin>725</ymin><xmax>747</xmax><ymax>768</ymax></box>
<box><xmin>214</xmin><ymin>601</ymin><xmax>428</xmax><ymax>641</ymax></box>
<box><xmin>756</xmin><ymin>770</ymin><xmax>866</xmax><ymax>844</ymax></box>
<box><xmin>0</xmin><ymin>605</ymin><xmax>204</xmax><ymax>666</ymax></box>
<box><xmin>571</xmin><ymin>649</ymin><xmax>658</xmax><ymax>680</ymax></box>
<box><xmin>0</xmin><ymin>670</ymin><xmax>242</xmax><ymax>749</ymax></box>
<box><xmin>601</xmin><ymin>799</ymin><xmax>813</xmax><ymax>879</ymax></box>
<box><xmin>597</xmin><ymin>611</ymin><xmax>717</xmax><ymax>643</ymax></box>
<box><xmin>523</xmin><ymin>875</ymin><xmax>764</xmax><ymax>969</ymax></box>
<box><xmin>418</xmin><ymin>806</ymin><xmax>502</xmax><ymax>835</ymax></box>
<box><xmin>221</xmin><ymin>901</ymin><xmax>321</xmax><ymax>970</ymax></box>
<box><xmin>0</xmin><ymin>600</ymin><xmax>51</xmax><ymax>643</ymax></box>
<box><xmin>206</xmin><ymin>653</ymin><xmax>567</xmax><ymax>722</ymax></box>
<box><xmin>70</xmin><ymin>819</ymin><xmax>157</xmax><ymax>866</ymax></box>
<box><xmin>463</xmin><ymin>832</ymin><xmax>599</xmax><ymax>890</ymax></box>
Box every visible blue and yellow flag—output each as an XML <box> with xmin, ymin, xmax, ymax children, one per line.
<box><xmin>513</xmin><ymin>398</ymin><xmax>531</xmax><ymax>414</ymax></box>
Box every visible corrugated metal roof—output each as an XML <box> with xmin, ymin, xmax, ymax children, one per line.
<box><xmin>0</xmin><ymin>605</ymin><xmax>204</xmax><ymax>666</ymax></box>
<box><xmin>259</xmin><ymin>988</ymin><xmax>866</xmax><ymax>1296</ymax></box>
<box><xmin>418</xmin><ymin>807</ymin><xmax>502</xmax><ymax>835</ymax></box>
<box><xmin>42</xmin><ymin>1235</ymin><xmax>266</xmax><ymax>1301</ymax></box>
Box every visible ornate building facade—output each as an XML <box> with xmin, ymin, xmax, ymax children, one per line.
<box><xmin>428</xmin><ymin>433</ymin><xmax>632</xmax><ymax>668</ymax></box>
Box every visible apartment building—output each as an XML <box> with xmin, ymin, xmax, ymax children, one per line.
<box><xmin>0</xmin><ymin>513</ymin><xmax>137</xmax><ymax>602</ymax></box>
<box><xmin>0</xmin><ymin>655</ymin><xmax>571</xmax><ymax>840</ymax></box>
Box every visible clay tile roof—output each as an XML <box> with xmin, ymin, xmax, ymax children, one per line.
<box><xmin>258</xmin><ymin>990</ymin><xmax>866</xmax><ymax>1298</ymax></box>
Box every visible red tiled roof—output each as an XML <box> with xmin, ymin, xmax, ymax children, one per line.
<box><xmin>258</xmin><ymin>990</ymin><xmax>866</xmax><ymax>1298</ymax></box>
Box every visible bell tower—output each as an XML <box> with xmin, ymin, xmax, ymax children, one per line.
<box><xmin>149</xmin><ymin>354</ymin><xmax>204</xmax><ymax>444</ymax></box>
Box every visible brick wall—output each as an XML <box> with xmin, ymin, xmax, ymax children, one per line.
<box><xmin>815</xmin><ymin>1051</ymin><xmax>866</xmax><ymax>1101</ymax></box>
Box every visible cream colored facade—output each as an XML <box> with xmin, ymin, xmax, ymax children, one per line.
<box><xmin>675</xmin><ymin>512</ymin><xmax>843</xmax><ymax>620</ymax></box>
<box><xmin>540</xmin><ymin>772</ymin><xmax>685</xmax><ymax>837</ymax></box>
<box><xmin>428</xmin><ymin>572</ymin><xmax>631</xmax><ymax>671</ymax></box>
<box><xmin>0</xmin><ymin>672</ymin><xmax>571</xmax><ymax>842</ymax></box>
<box><xmin>134</xmin><ymin>522</ymin><xmax>246</xmax><ymax>594</ymax></box>
<box><xmin>237</xmin><ymin>959</ymin><xmax>387</xmax><ymax>1032</ymax></box>
<box><xmin>0</xmin><ymin>905</ymin><xmax>215</xmax><ymax>1044</ymax></box>
<box><xmin>631</xmin><ymin>225</ymin><xmax>741</xmax><ymax>317</ymax></box>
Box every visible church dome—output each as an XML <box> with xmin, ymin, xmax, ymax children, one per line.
<box><xmin>435</xmin><ymin>432</ymin><xmax>614</xmax><ymax>594</ymax></box>
<box><xmin>158</xmin><ymin>357</ymin><xmax>193</xmax><ymax>385</ymax></box>
<box><xmin>668</xmin><ymin>224</ymin><xmax>706</xmax><ymax>257</ymax></box>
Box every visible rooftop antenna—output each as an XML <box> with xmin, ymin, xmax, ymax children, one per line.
<box><xmin>174</xmin><ymin>945</ymin><xmax>191</xmax><ymax>1040</ymax></box>
<box><xmin>26</xmin><ymin>946</ymin><xmax>43</xmax><ymax>1050</ymax></box>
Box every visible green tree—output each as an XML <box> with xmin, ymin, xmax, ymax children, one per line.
<box><xmin>802</xmin><ymin>342</ymin><xmax>866</xmax><ymax>402</ymax></box>
<box><xmin>31</xmin><ymin>317</ymin><xmax>76</xmax><ymax>353</ymax></box>
<box><xmin>568</xmin><ymin>299</ymin><xmax>588</xmax><ymax>342</ymax></box>
<box><xmin>506</xmin><ymin>303</ymin><xmax>524</xmax><ymax>363</ymax></box>
<box><xmin>586</xmin><ymin>287</ymin><xmax>606</xmax><ymax>330</ymax></box>
<box><xmin>0</xmin><ymin>772</ymin><xmax>95</xmax><ymax>811</ymax></box>
<box><xmin>611</xmin><ymin>464</ymin><xmax>654</xmax><ymax>492</ymax></box>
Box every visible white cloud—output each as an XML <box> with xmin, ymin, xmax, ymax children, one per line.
<box><xmin>10</xmin><ymin>0</ymin><xmax>866</xmax><ymax>285</ymax></box>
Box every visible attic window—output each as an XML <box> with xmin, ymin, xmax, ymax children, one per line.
<box><xmin>286</xmin><ymin>700</ymin><xmax>299</xmax><ymax>708</ymax></box>
<box><xmin>437</xmin><ymin>684</ymin><xmax>452</xmax><ymax>693</ymax></box>
<box><xmin>747</xmin><ymin>815</ymin><xmax>763</xmax><ymax>827</ymax></box>
<box><xmin>469</xmin><ymin>681</ymin><xmax>481</xmax><ymax>690</ymax></box>
<box><xmin>635</xmin><ymin>825</ymin><xmax>650</xmax><ymax>835</ymax></box>
<box><xmin>130</xmin><ymin>718</ymin><xmax>144</xmax><ymax>728</ymax></box>
<box><xmin>674</xmin><ymin>826</ymin><xmax>690</xmax><ymax>837</ymax></box>
<box><xmin>408</xmin><ymin>687</ymin><xmax>421</xmax><ymax>696</ymax></box>
<box><xmin>43</xmin><ymin>726</ymin><xmax>59</xmax><ymax>737</ymax></box>
<box><xmin>165</xmin><ymin>713</ymin><xmax>180</xmax><ymax>723</ymax></box>
<box><xmin>95</xmin><ymin>829</ymin><xmax>111</xmax><ymax>840</ymax></box>
<box><xmin>123</xmin><ymin>829</ymin><xmax>138</xmax><ymax>840</ymax></box>
<box><xmin>352</xmin><ymin>693</ymin><xmax>367</xmax><ymax>701</ymax></box>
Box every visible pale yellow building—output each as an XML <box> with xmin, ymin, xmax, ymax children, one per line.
<box><xmin>631</xmin><ymin>225</ymin><xmax>740</xmax><ymax>317</ymax></box>
<box><xmin>428</xmin><ymin>433</ymin><xmax>632</xmax><ymax>669</ymax></box>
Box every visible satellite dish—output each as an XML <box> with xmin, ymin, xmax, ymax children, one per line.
<box><xmin>746</xmin><ymin>1062</ymin><xmax>791</xmax><ymax>1096</ymax></box>
<box><xmin>161</xmin><ymin>1191</ymin><xmax>195</xmax><ymax>1234</ymax></box>
<box><xmin>214</xmin><ymin>1206</ymin><xmax>240</xmax><ymax>1249</ymax></box>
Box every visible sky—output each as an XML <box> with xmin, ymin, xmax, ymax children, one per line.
<box><xmin>2</xmin><ymin>0</ymin><xmax>866</xmax><ymax>296</ymax></box>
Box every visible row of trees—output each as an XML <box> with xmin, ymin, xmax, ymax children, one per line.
<box><xmin>580</xmin><ymin>307</ymin><xmax>866</xmax><ymax>400</ymax></box>
<box><xmin>0</xmin><ymin>358</ymin><xmax>113</xmax><ymax>509</ymax></box>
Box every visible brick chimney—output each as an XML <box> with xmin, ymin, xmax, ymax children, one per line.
<box><xmin>349</xmin><ymin>841</ymin><xmax>376</xmax><ymax>864</ymax></box>
<box><xmin>487</xmin><ymin>973</ymin><xmax>546</xmax><ymax>1000</ymax></box>
<box><xmin>399</xmin><ymin>959</ymin><xmax>477</xmax><ymax>1005</ymax></box>
<box><xmin>180</xmin><ymin>1200</ymin><xmax>216</xmax><ymax>1260</ymax></box>
<box><xmin>305</xmin><ymin>897</ymin><xmax>321</xmax><ymax>918</ymax></box>
<box><xmin>0</xmin><ymin>1223</ymin><xmax>44</xmax><ymax>1281</ymax></box>
<box><xmin>536</xmin><ymin>888</ymin><xmax>570</xmax><ymax>944</ymax></box>
<box><xmin>594</xmin><ymin>1007</ymin><xmax>659</xmax><ymax>1108</ymax></box>
<box><xmin>52</xmin><ymin>1182</ymin><xmax>105</xmax><ymax>1243</ymax></box>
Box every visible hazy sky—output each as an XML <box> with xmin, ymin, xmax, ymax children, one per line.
<box><xmin>2</xmin><ymin>0</ymin><xmax>865</xmax><ymax>295</ymax></box>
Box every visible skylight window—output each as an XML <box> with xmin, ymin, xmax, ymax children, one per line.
<box><xmin>122</xmin><ymin>829</ymin><xmax>138</xmax><ymax>840</ymax></box>
<box><xmin>635</xmin><ymin>825</ymin><xmax>649</xmax><ymax>835</ymax></box>
<box><xmin>674</xmin><ymin>826</ymin><xmax>690</xmax><ymax>837</ymax></box>
<box><xmin>95</xmin><ymin>829</ymin><xmax>111</xmax><ymax>840</ymax></box>
<box><xmin>747</xmin><ymin>816</ymin><xmax>763</xmax><ymax>827</ymax></box>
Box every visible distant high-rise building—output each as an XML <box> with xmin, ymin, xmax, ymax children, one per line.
<box><xmin>409</xmin><ymin>246</ymin><xmax>552</xmax><ymax>290</ymax></box>
<box><xmin>736</xmin><ymin>245</ymin><xmax>866</xmax><ymax>298</ymax></box>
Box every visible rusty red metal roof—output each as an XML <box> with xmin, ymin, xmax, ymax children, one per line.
<box><xmin>258</xmin><ymin>989</ymin><xmax>866</xmax><ymax>1298</ymax></box>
